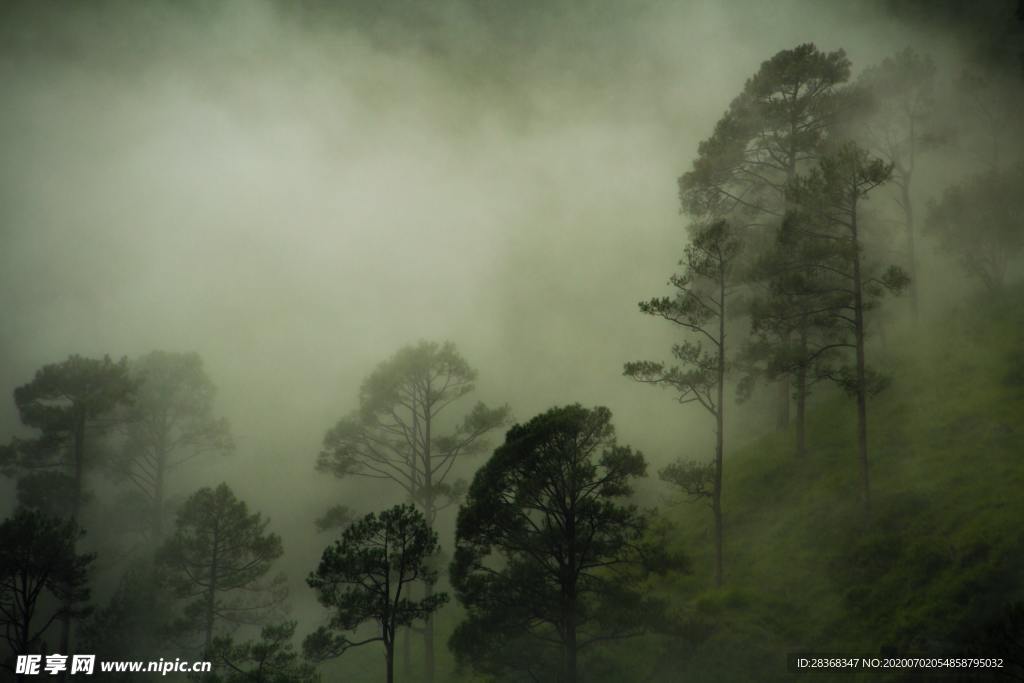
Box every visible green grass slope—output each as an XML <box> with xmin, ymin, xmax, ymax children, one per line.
<box><xmin>618</xmin><ymin>287</ymin><xmax>1024</xmax><ymax>682</ymax></box>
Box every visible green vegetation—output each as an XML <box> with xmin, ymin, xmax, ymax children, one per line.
<box><xmin>620</xmin><ymin>286</ymin><xmax>1024</xmax><ymax>681</ymax></box>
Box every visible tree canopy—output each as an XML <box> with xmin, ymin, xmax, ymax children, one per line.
<box><xmin>157</xmin><ymin>483</ymin><xmax>286</xmax><ymax>653</ymax></box>
<box><xmin>206</xmin><ymin>621</ymin><xmax>320</xmax><ymax>683</ymax></box>
<box><xmin>450</xmin><ymin>404</ymin><xmax>679</xmax><ymax>683</ymax></box>
<box><xmin>0</xmin><ymin>509</ymin><xmax>94</xmax><ymax>674</ymax></box>
<box><xmin>6</xmin><ymin>355</ymin><xmax>137</xmax><ymax>521</ymax></box>
<box><xmin>317</xmin><ymin>341</ymin><xmax>509</xmax><ymax>523</ymax></box>
<box><xmin>304</xmin><ymin>504</ymin><xmax>446</xmax><ymax>683</ymax></box>
<box><xmin>114</xmin><ymin>351</ymin><xmax>233</xmax><ymax>541</ymax></box>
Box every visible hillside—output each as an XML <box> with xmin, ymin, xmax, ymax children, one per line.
<box><xmin>600</xmin><ymin>287</ymin><xmax>1024</xmax><ymax>682</ymax></box>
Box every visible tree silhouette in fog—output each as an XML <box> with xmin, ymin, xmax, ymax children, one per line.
<box><xmin>7</xmin><ymin>355</ymin><xmax>137</xmax><ymax>523</ymax></box>
<box><xmin>857</xmin><ymin>47</ymin><xmax>941</xmax><ymax>319</ymax></box>
<box><xmin>5</xmin><ymin>354</ymin><xmax>136</xmax><ymax>657</ymax></box>
<box><xmin>450</xmin><ymin>405</ymin><xmax>679</xmax><ymax>683</ymax></box>
<box><xmin>316</xmin><ymin>340</ymin><xmax>508</xmax><ymax>681</ymax></box>
<box><xmin>0</xmin><ymin>509</ymin><xmax>94</xmax><ymax>678</ymax></box>
<box><xmin>113</xmin><ymin>351</ymin><xmax>233</xmax><ymax>542</ymax></box>
<box><xmin>680</xmin><ymin>43</ymin><xmax>853</xmax><ymax>432</ymax></box>
<box><xmin>305</xmin><ymin>504</ymin><xmax>445</xmax><ymax>683</ymax></box>
<box><xmin>206</xmin><ymin>621</ymin><xmax>319</xmax><ymax>683</ymax></box>
<box><xmin>157</xmin><ymin>483</ymin><xmax>286</xmax><ymax>654</ymax></box>
<box><xmin>625</xmin><ymin>220</ymin><xmax>741</xmax><ymax>586</ymax></box>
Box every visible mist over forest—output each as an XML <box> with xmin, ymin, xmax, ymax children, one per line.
<box><xmin>1</xmin><ymin>1</ymin><xmax>1023</xmax><ymax>681</ymax></box>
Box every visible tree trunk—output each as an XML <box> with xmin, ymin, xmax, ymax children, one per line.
<box><xmin>900</xmin><ymin>176</ymin><xmax>919</xmax><ymax>323</ymax></box>
<box><xmin>60</xmin><ymin>409</ymin><xmax>87</xmax><ymax>677</ymax></box>
<box><xmin>713</xmin><ymin>265</ymin><xmax>726</xmax><ymax>587</ymax></box>
<box><xmin>775</xmin><ymin>133</ymin><xmax>797</xmax><ymax>434</ymax></box>
<box><xmin>71</xmin><ymin>411</ymin><xmax>85</xmax><ymax>526</ymax></box>
<box><xmin>400</xmin><ymin>625</ymin><xmax>411</xmax><ymax>679</ymax></box>
<box><xmin>152</xmin><ymin>450</ymin><xmax>166</xmax><ymax>541</ymax></box>
<box><xmin>796</xmin><ymin>325</ymin><xmax>809</xmax><ymax>457</ymax></box>
<box><xmin>775</xmin><ymin>377</ymin><xmax>790</xmax><ymax>430</ymax></box>
<box><xmin>424</xmin><ymin>578</ymin><xmax>436</xmax><ymax>683</ymax></box>
<box><xmin>421</xmin><ymin>404</ymin><xmax>436</xmax><ymax>683</ymax></box>
<box><xmin>563</xmin><ymin>606</ymin><xmax>577</xmax><ymax>683</ymax></box>
<box><xmin>385</xmin><ymin>639</ymin><xmax>395</xmax><ymax>683</ymax></box>
<box><xmin>851</xmin><ymin>201</ymin><xmax>870</xmax><ymax>520</ymax></box>
<box><xmin>204</xmin><ymin>524</ymin><xmax>220</xmax><ymax>655</ymax></box>
<box><xmin>795</xmin><ymin>370</ymin><xmax>807</xmax><ymax>458</ymax></box>
<box><xmin>18</xmin><ymin>595</ymin><xmax>32</xmax><ymax>683</ymax></box>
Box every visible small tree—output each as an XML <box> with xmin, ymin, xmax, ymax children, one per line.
<box><xmin>316</xmin><ymin>340</ymin><xmax>508</xmax><ymax>681</ymax></box>
<box><xmin>206</xmin><ymin>621</ymin><xmax>319</xmax><ymax>683</ymax></box>
<box><xmin>625</xmin><ymin>220</ymin><xmax>742</xmax><ymax>587</ymax></box>
<box><xmin>450</xmin><ymin>405</ymin><xmax>677</xmax><ymax>683</ymax></box>
<box><xmin>114</xmin><ymin>351</ymin><xmax>234</xmax><ymax>542</ymax></box>
<box><xmin>304</xmin><ymin>504</ymin><xmax>446</xmax><ymax>683</ymax></box>
<box><xmin>157</xmin><ymin>483</ymin><xmax>286</xmax><ymax>654</ymax></box>
<box><xmin>0</xmin><ymin>509</ymin><xmax>94</xmax><ymax>677</ymax></box>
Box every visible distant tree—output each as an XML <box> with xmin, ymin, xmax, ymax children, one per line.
<box><xmin>0</xmin><ymin>509</ymin><xmax>94</xmax><ymax>677</ymax></box>
<box><xmin>925</xmin><ymin>163</ymin><xmax>1024</xmax><ymax>294</ymax></box>
<box><xmin>954</xmin><ymin>69</ymin><xmax>1022</xmax><ymax>172</ymax></box>
<box><xmin>313</xmin><ymin>505</ymin><xmax>354</xmax><ymax>534</ymax></box>
<box><xmin>316</xmin><ymin>340</ymin><xmax>509</xmax><ymax>682</ymax></box>
<box><xmin>625</xmin><ymin>220</ymin><xmax>742</xmax><ymax>586</ymax></box>
<box><xmin>113</xmin><ymin>351</ymin><xmax>233</xmax><ymax>542</ymax></box>
<box><xmin>304</xmin><ymin>504</ymin><xmax>446</xmax><ymax>683</ymax></box>
<box><xmin>206</xmin><ymin>621</ymin><xmax>319</xmax><ymax>683</ymax></box>
<box><xmin>785</xmin><ymin>142</ymin><xmax>909</xmax><ymax>516</ymax></box>
<box><xmin>450</xmin><ymin>405</ymin><xmax>678</xmax><ymax>683</ymax></box>
<box><xmin>680</xmin><ymin>43</ymin><xmax>853</xmax><ymax>430</ymax></box>
<box><xmin>157</xmin><ymin>483</ymin><xmax>286</xmax><ymax>654</ymax></box>
<box><xmin>6</xmin><ymin>354</ymin><xmax>136</xmax><ymax>655</ymax></box>
<box><xmin>858</xmin><ymin>48</ymin><xmax>941</xmax><ymax>319</ymax></box>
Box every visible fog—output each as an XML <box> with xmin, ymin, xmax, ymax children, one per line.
<box><xmin>0</xmin><ymin>3</ymin><xmax>977</xmax><ymax>453</ymax></box>
<box><xmin>1</xmin><ymin>1</ymin><xmax>1022</xmax><ymax>681</ymax></box>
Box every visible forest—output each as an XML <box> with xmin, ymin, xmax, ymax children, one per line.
<box><xmin>1</xmin><ymin>1</ymin><xmax>1023</xmax><ymax>681</ymax></box>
